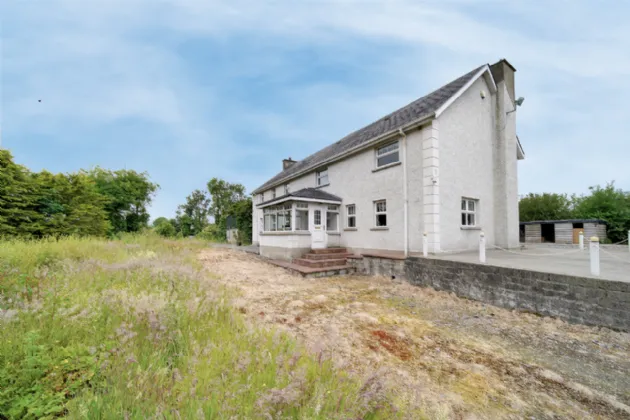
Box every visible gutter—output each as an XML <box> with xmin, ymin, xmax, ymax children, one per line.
<box><xmin>398</xmin><ymin>128</ymin><xmax>409</xmax><ymax>257</ymax></box>
<box><xmin>252</xmin><ymin>114</ymin><xmax>435</xmax><ymax>194</ymax></box>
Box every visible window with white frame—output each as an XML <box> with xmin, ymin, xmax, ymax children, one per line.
<box><xmin>374</xmin><ymin>200</ymin><xmax>387</xmax><ymax>227</ymax></box>
<box><xmin>257</xmin><ymin>194</ymin><xmax>263</xmax><ymax>203</ymax></box>
<box><xmin>271</xmin><ymin>189</ymin><xmax>276</xmax><ymax>199</ymax></box>
<box><xmin>326</xmin><ymin>205</ymin><xmax>339</xmax><ymax>232</ymax></box>
<box><xmin>284</xmin><ymin>184</ymin><xmax>289</xmax><ymax>195</ymax></box>
<box><xmin>346</xmin><ymin>204</ymin><xmax>356</xmax><ymax>228</ymax></box>
<box><xmin>263</xmin><ymin>204</ymin><xmax>292</xmax><ymax>231</ymax></box>
<box><xmin>461</xmin><ymin>198</ymin><xmax>478</xmax><ymax>227</ymax></box>
<box><xmin>295</xmin><ymin>204</ymin><xmax>309</xmax><ymax>231</ymax></box>
<box><xmin>375</xmin><ymin>141</ymin><xmax>400</xmax><ymax>168</ymax></box>
<box><xmin>316</xmin><ymin>168</ymin><xmax>329</xmax><ymax>186</ymax></box>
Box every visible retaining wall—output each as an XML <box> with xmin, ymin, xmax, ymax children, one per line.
<box><xmin>354</xmin><ymin>255</ymin><xmax>630</xmax><ymax>331</ymax></box>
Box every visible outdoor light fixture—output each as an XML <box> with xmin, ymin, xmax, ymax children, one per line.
<box><xmin>507</xmin><ymin>96</ymin><xmax>525</xmax><ymax>114</ymax></box>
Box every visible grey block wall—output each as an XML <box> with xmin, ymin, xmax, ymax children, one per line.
<box><xmin>351</xmin><ymin>255</ymin><xmax>629</xmax><ymax>331</ymax></box>
<box><xmin>349</xmin><ymin>256</ymin><xmax>406</xmax><ymax>278</ymax></box>
<box><xmin>403</xmin><ymin>257</ymin><xmax>629</xmax><ymax>331</ymax></box>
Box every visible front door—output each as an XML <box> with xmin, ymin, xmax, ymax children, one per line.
<box><xmin>311</xmin><ymin>207</ymin><xmax>326</xmax><ymax>249</ymax></box>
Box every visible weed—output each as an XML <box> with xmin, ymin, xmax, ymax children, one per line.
<box><xmin>0</xmin><ymin>234</ymin><xmax>397</xmax><ymax>419</ymax></box>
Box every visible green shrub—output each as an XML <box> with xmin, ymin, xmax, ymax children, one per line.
<box><xmin>154</xmin><ymin>220</ymin><xmax>176</xmax><ymax>237</ymax></box>
<box><xmin>197</xmin><ymin>224</ymin><xmax>224</xmax><ymax>242</ymax></box>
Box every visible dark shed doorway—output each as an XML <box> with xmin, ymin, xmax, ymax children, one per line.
<box><xmin>541</xmin><ymin>223</ymin><xmax>555</xmax><ymax>243</ymax></box>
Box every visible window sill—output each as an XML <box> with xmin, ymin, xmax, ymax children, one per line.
<box><xmin>314</xmin><ymin>183</ymin><xmax>330</xmax><ymax>189</ymax></box>
<box><xmin>460</xmin><ymin>226</ymin><xmax>482</xmax><ymax>231</ymax></box>
<box><xmin>260</xmin><ymin>231</ymin><xmax>311</xmax><ymax>236</ymax></box>
<box><xmin>327</xmin><ymin>232</ymin><xmax>341</xmax><ymax>236</ymax></box>
<box><xmin>370</xmin><ymin>227</ymin><xmax>389</xmax><ymax>231</ymax></box>
<box><xmin>372</xmin><ymin>161</ymin><xmax>401</xmax><ymax>173</ymax></box>
<box><xmin>343</xmin><ymin>228</ymin><xmax>358</xmax><ymax>231</ymax></box>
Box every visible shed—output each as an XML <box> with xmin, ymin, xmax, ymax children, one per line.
<box><xmin>225</xmin><ymin>215</ymin><xmax>239</xmax><ymax>245</ymax></box>
<box><xmin>519</xmin><ymin>219</ymin><xmax>607</xmax><ymax>244</ymax></box>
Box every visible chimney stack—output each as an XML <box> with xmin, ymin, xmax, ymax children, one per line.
<box><xmin>490</xmin><ymin>58</ymin><xmax>519</xmax><ymax>249</ymax></box>
<box><xmin>282</xmin><ymin>157</ymin><xmax>297</xmax><ymax>170</ymax></box>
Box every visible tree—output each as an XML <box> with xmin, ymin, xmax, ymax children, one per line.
<box><xmin>176</xmin><ymin>189</ymin><xmax>210</xmax><ymax>235</ymax></box>
<box><xmin>206</xmin><ymin>178</ymin><xmax>246</xmax><ymax>230</ymax></box>
<box><xmin>0</xmin><ymin>150</ymin><xmax>42</xmax><ymax>237</ymax></box>
<box><xmin>229</xmin><ymin>198</ymin><xmax>253</xmax><ymax>245</ymax></box>
<box><xmin>152</xmin><ymin>217</ymin><xmax>169</xmax><ymax>227</ymax></box>
<box><xmin>519</xmin><ymin>193</ymin><xmax>573</xmax><ymax>222</ymax></box>
<box><xmin>88</xmin><ymin>168</ymin><xmax>159</xmax><ymax>235</ymax></box>
<box><xmin>31</xmin><ymin>171</ymin><xmax>110</xmax><ymax>237</ymax></box>
<box><xmin>572</xmin><ymin>182</ymin><xmax>630</xmax><ymax>243</ymax></box>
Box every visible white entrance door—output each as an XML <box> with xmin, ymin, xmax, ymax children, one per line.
<box><xmin>311</xmin><ymin>207</ymin><xmax>326</xmax><ymax>249</ymax></box>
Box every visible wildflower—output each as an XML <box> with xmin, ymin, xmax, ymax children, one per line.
<box><xmin>62</xmin><ymin>359</ymin><xmax>68</xmax><ymax>364</ymax></box>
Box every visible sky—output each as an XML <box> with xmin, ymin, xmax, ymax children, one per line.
<box><xmin>2</xmin><ymin>0</ymin><xmax>629</xmax><ymax>219</ymax></box>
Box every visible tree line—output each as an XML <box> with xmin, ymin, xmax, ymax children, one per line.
<box><xmin>519</xmin><ymin>182</ymin><xmax>630</xmax><ymax>243</ymax></box>
<box><xmin>1</xmin><ymin>150</ymin><xmax>253</xmax><ymax>244</ymax></box>
<box><xmin>152</xmin><ymin>178</ymin><xmax>252</xmax><ymax>245</ymax></box>
<box><xmin>1</xmin><ymin>150</ymin><xmax>157</xmax><ymax>237</ymax></box>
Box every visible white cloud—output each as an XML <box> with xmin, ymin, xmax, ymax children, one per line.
<box><xmin>3</xmin><ymin>0</ymin><xmax>629</xmax><ymax>219</ymax></box>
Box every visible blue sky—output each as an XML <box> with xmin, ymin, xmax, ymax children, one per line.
<box><xmin>3</xmin><ymin>0</ymin><xmax>629</xmax><ymax>219</ymax></box>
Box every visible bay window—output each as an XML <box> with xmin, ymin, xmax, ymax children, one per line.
<box><xmin>263</xmin><ymin>204</ymin><xmax>292</xmax><ymax>231</ymax></box>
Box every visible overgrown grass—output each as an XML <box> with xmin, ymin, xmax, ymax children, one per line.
<box><xmin>0</xmin><ymin>234</ymin><xmax>396</xmax><ymax>419</ymax></box>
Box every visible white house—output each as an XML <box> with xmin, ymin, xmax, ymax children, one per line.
<box><xmin>251</xmin><ymin>59</ymin><xmax>525</xmax><ymax>261</ymax></box>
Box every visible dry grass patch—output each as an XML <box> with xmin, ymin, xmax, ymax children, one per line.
<box><xmin>199</xmin><ymin>248</ymin><xmax>630</xmax><ymax>419</ymax></box>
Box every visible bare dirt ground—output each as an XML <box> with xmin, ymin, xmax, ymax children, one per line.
<box><xmin>199</xmin><ymin>248</ymin><xmax>630</xmax><ymax>419</ymax></box>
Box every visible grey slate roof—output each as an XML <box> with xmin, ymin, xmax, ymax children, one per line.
<box><xmin>253</xmin><ymin>64</ymin><xmax>486</xmax><ymax>194</ymax></box>
<box><xmin>257</xmin><ymin>188</ymin><xmax>342</xmax><ymax>207</ymax></box>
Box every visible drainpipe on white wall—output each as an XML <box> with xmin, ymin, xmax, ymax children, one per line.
<box><xmin>398</xmin><ymin>128</ymin><xmax>409</xmax><ymax>257</ymax></box>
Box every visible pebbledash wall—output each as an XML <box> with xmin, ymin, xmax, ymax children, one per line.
<box><xmin>253</xmin><ymin>74</ymin><xmax>520</xmax><ymax>256</ymax></box>
<box><xmin>349</xmin><ymin>256</ymin><xmax>630</xmax><ymax>331</ymax></box>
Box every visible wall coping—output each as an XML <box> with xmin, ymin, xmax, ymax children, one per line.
<box><xmin>361</xmin><ymin>251</ymin><xmax>406</xmax><ymax>260</ymax></box>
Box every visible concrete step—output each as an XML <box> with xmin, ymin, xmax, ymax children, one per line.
<box><xmin>293</xmin><ymin>258</ymin><xmax>348</xmax><ymax>268</ymax></box>
<box><xmin>268</xmin><ymin>259</ymin><xmax>355</xmax><ymax>278</ymax></box>
<box><xmin>310</xmin><ymin>247</ymin><xmax>348</xmax><ymax>254</ymax></box>
<box><xmin>303</xmin><ymin>252</ymin><xmax>354</xmax><ymax>260</ymax></box>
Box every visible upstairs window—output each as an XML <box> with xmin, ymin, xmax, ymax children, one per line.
<box><xmin>316</xmin><ymin>168</ymin><xmax>329</xmax><ymax>186</ymax></box>
<box><xmin>271</xmin><ymin>189</ymin><xmax>276</xmax><ymax>199</ymax></box>
<box><xmin>461</xmin><ymin>198</ymin><xmax>478</xmax><ymax>227</ymax></box>
<box><xmin>284</xmin><ymin>184</ymin><xmax>289</xmax><ymax>195</ymax></box>
<box><xmin>374</xmin><ymin>200</ymin><xmax>387</xmax><ymax>227</ymax></box>
<box><xmin>376</xmin><ymin>141</ymin><xmax>400</xmax><ymax>168</ymax></box>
